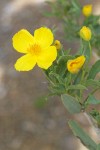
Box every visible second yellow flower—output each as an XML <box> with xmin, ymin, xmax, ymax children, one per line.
<box><xmin>67</xmin><ymin>56</ymin><xmax>86</xmax><ymax>74</ymax></box>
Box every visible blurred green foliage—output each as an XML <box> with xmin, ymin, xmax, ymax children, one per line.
<box><xmin>45</xmin><ymin>0</ymin><xmax>100</xmax><ymax>55</ymax></box>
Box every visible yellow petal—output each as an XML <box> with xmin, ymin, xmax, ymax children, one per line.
<box><xmin>80</xmin><ymin>26</ymin><xmax>91</xmax><ymax>41</ymax></box>
<box><xmin>12</xmin><ymin>29</ymin><xmax>34</xmax><ymax>53</ymax></box>
<box><xmin>82</xmin><ymin>5</ymin><xmax>92</xmax><ymax>17</ymax></box>
<box><xmin>37</xmin><ymin>46</ymin><xmax>57</xmax><ymax>69</ymax></box>
<box><xmin>67</xmin><ymin>56</ymin><xmax>86</xmax><ymax>74</ymax></box>
<box><xmin>15</xmin><ymin>54</ymin><xmax>36</xmax><ymax>71</ymax></box>
<box><xmin>34</xmin><ymin>27</ymin><xmax>53</xmax><ymax>48</ymax></box>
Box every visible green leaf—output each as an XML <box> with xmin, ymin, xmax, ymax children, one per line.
<box><xmin>64</xmin><ymin>73</ymin><xmax>71</xmax><ymax>87</ymax></box>
<box><xmin>87</xmin><ymin>95</ymin><xmax>100</xmax><ymax>105</ymax></box>
<box><xmin>97</xmin><ymin>144</ymin><xmax>100</xmax><ymax>150</ymax></box>
<box><xmin>56</xmin><ymin>55</ymin><xmax>73</xmax><ymax>77</ymax></box>
<box><xmin>67</xmin><ymin>84</ymin><xmax>87</xmax><ymax>90</ymax></box>
<box><xmin>71</xmin><ymin>0</ymin><xmax>81</xmax><ymax>11</ymax></box>
<box><xmin>68</xmin><ymin>120</ymin><xmax>97</xmax><ymax>150</ymax></box>
<box><xmin>64</xmin><ymin>49</ymin><xmax>71</xmax><ymax>55</ymax></box>
<box><xmin>57</xmin><ymin>55</ymin><xmax>73</xmax><ymax>64</ymax></box>
<box><xmin>88</xmin><ymin>60</ymin><xmax>100</xmax><ymax>79</ymax></box>
<box><xmin>61</xmin><ymin>94</ymin><xmax>81</xmax><ymax>114</ymax></box>
<box><xmin>49</xmin><ymin>84</ymin><xmax>65</xmax><ymax>95</ymax></box>
<box><xmin>89</xmin><ymin>110</ymin><xmax>100</xmax><ymax>127</ymax></box>
<box><xmin>49</xmin><ymin>72</ymin><xmax>64</xmax><ymax>85</ymax></box>
<box><xmin>83</xmin><ymin>41</ymin><xmax>91</xmax><ymax>60</ymax></box>
<box><xmin>85</xmin><ymin>79</ymin><xmax>100</xmax><ymax>87</ymax></box>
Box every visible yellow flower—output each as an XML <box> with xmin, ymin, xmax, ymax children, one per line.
<box><xmin>54</xmin><ymin>40</ymin><xmax>61</xmax><ymax>50</ymax></box>
<box><xmin>80</xmin><ymin>26</ymin><xmax>91</xmax><ymax>41</ymax></box>
<box><xmin>67</xmin><ymin>56</ymin><xmax>86</xmax><ymax>74</ymax></box>
<box><xmin>82</xmin><ymin>4</ymin><xmax>92</xmax><ymax>17</ymax></box>
<box><xmin>12</xmin><ymin>27</ymin><xmax>57</xmax><ymax>71</ymax></box>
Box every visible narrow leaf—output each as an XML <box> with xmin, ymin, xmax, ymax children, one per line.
<box><xmin>68</xmin><ymin>84</ymin><xmax>87</xmax><ymax>90</ymax></box>
<box><xmin>69</xmin><ymin>120</ymin><xmax>97</xmax><ymax>150</ymax></box>
<box><xmin>97</xmin><ymin>144</ymin><xmax>100</xmax><ymax>150</ymax></box>
<box><xmin>56</xmin><ymin>55</ymin><xmax>73</xmax><ymax>76</ymax></box>
<box><xmin>87</xmin><ymin>95</ymin><xmax>100</xmax><ymax>105</ymax></box>
<box><xmin>88</xmin><ymin>60</ymin><xmax>100</xmax><ymax>79</ymax></box>
<box><xmin>61</xmin><ymin>94</ymin><xmax>81</xmax><ymax>114</ymax></box>
<box><xmin>85</xmin><ymin>79</ymin><xmax>100</xmax><ymax>87</ymax></box>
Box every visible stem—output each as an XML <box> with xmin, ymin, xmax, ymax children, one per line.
<box><xmin>79</xmin><ymin>38</ymin><xmax>84</xmax><ymax>55</ymax></box>
<box><xmin>89</xmin><ymin>41</ymin><xmax>92</xmax><ymax>62</ymax></box>
<box><xmin>61</xmin><ymin>48</ymin><xmax>64</xmax><ymax>56</ymax></box>
<box><xmin>90</xmin><ymin>87</ymin><xmax>100</xmax><ymax>95</ymax></box>
<box><xmin>84</xmin><ymin>87</ymin><xmax>100</xmax><ymax>104</ymax></box>
<box><xmin>79</xmin><ymin>69</ymin><xmax>85</xmax><ymax>101</ymax></box>
<box><xmin>80</xmin><ymin>69</ymin><xmax>85</xmax><ymax>83</ymax></box>
<box><xmin>42</xmin><ymin>70</ymin><xmax>56</xmax><ymax>86</ymax></box>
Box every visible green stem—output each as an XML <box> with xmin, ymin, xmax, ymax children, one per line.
<box><xmin>89</xmin><ymin>87</ymin><xmax>100</xmax><ymax>96</ymax></box>
<box><xmin>84</xmin><ymin>87</ymin><xmax>100</xmax><ymax>105</ymax></box>
<box><xmin>79</xmin><ymin>38</ymin><xmax>84</xmax><ymax>55</ymax></box>
<box><xmin>42</xmin><ymin>70</ymin><xmax>56</xmax><ymax>86</ymax></box>
<box><xmin>89</xmin><ymin>41</ymin><xmax>92</xmax><ymax>61</ymax></box>
<box><xmin>80</xmin><ymin>69</ymin><xmax>85</xmax><ymax>83</ymax></box>
<box><xmin>61</xmin><ymin>48</ymin><xmax>64</xmax><ymax>56</ymax></box>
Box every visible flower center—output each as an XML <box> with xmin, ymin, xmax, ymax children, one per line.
<box><xmin>28</xmin><ymin>44</ymin><xmax>41</xmax><ymax>56</ymax></box>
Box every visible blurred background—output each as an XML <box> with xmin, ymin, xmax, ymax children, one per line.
<box><xmin>0</xmin><ymin>0</ymin><xmax>100</xmax><ymax>150</ymax></box>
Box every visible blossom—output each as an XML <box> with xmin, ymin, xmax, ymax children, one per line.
<box><xmin>80</xmin><ymin>26</ymin><xmax>91</xmax><ymax>41</ymax></box>
<box><xmin>54</xmin><ymin>40</ymin><xmax>61</xmax><ymax>50</ymax></box>
<box><xmin>12</xmin><ymin>27</ymin><xmax>57</xmax><ymax>71</ymax></box>
<box><xmin>67</xmin><ymin>56</ymin><xmax>86</xmax><ymax>74</ymax></box>
<box><xmin>82</xmin><ymin>4</ymin><xmax>92</xmax><ymax>17</ymax></box>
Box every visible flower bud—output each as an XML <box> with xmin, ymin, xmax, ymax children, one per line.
<box><xmin>82</xmin><ymin>4</ymin><xmax>92</xmax><ymax>17</ymax></box>
<box><xmin>54</xmin><ymin>40</ymin><xmax>61</xmax><ymax>50</ymax></box>
<box><xmin>80</xmin><ymin>26</ymin><xmax>91</xmax><ymax>41</ymax></box>
<box><xmin>67</xmin><ymin>56</ymin><xmax>86</xmax><ymax>74</ymax></box>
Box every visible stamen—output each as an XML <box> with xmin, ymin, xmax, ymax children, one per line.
<box><xmin>27</xmin><ymin>44</ymin><xmax>41</xmax><ymax>55</ymax></box>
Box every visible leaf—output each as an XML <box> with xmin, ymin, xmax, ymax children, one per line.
<box><xmin>61</xmin><ymin>94</ymin><xmax>81</xmax><ymax>114</ymax></box>
<box><xmin>68</xmin><ymin>84</ymin><xmax>87</xmax><ymax>90</ymax></box>
<box><xmin>71</xmin><ymin>0</ymin><xmax>81</xmax><ymax>11</ymax></box>
<box><xmin>64</xmin><ymin>73</ymin><xmax>71</xmax><ymax>87</ymax></box>
<box><xmin>49</xmin><ymin>72</ymin><xmax>64</xmax><ymax>85</ymax></box>
<box><xmin>88</xmin><ymin>60</ymin><xmax>100</xmax><ymax>79</ymax></box>
<box><xmin>85</xmin><ymin>79</ymin><xmax>100</xmax><ymax>87</ymax></box>
<box><xmin>64</xmin><ymin>49</ymin><xmax>71</xmax><ymax>55</ymax></box>
<box><xmin>49</xmin><ymin>83</ymin><xmax>66</xmax><ymax>95</ymax></box>
<box><xmin>97</xmin><ymin>144</ymin><xmax>100</xmax><ymax>150</ymax></box>
<box><xmin>89</xmin><ymin>109</ymin><xmax>100</xmax><ymax>127</ymax></box>
<box><xmin>83</xmin><ymin>41</ymin><xmax>91</xmax><ymax>60</ymax></box>
<box><xmin>56</xmin><ymin>55</ymin><xmax>73</xmax><ymax>76</ymax></box>
<box><xmin>68</xmin><ymin>120</ymin><xmax>97</xmax><ymax>150</ymax></box>
<box><xmin>57</xmin><ymin>55</ymin><xmax>73</xmax><ymax>64</ymax></box>
<box><xmin>87</xmin><ymin>95</ymin><xmax>100</xmax><ymax>105</ymax></box>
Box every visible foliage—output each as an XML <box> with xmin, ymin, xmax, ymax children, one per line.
<box><xmin>43</xmin><ymin>27</ymin><xmax>100</xmax><ymax>149</ymax></box>
<box><xmin>45</xmin><ymin>0</ymin><xmax>100</xmax><ymax>55</ymax></box>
